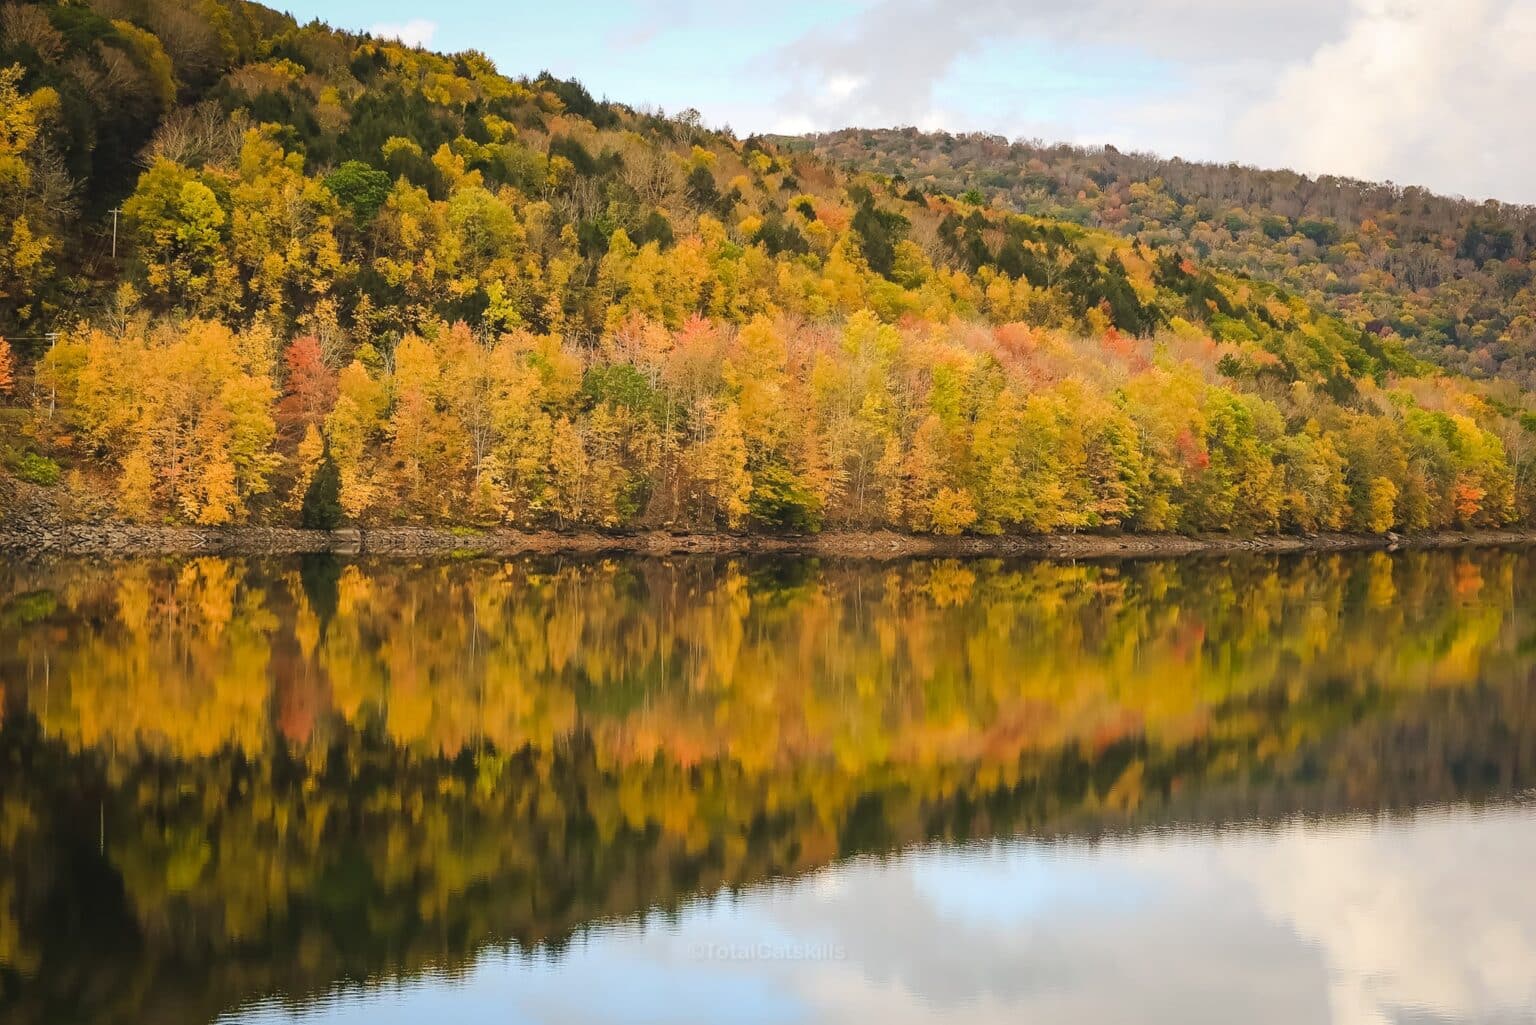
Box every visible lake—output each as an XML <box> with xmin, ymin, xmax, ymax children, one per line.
<box><xmin>2</xmin><ymin>550</ymin><xmax>1535</xmax><ymax>1024</ymax></box>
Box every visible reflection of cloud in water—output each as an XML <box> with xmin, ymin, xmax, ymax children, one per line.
<box><xmin>223</xmin><ymin>805</ymin><xmax>1536</xmax><ymax>1025</ymax></box>
<box><xmin>767</xmin><ymin>840</ymin><xmax>1330</xmax><ymax>1024</ymax></box>
<box><xmin>1220</xmin><ymin>805</ymin><xmax>1536</xmax><ymax>1025</ymax></box>
<box><xmin>743</xmin><ymin>806</ymin><xmax>1536</xmax><ymax>1024</ymax></box>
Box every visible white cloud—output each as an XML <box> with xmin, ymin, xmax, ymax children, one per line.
<box><xmin>770</xmin><ymin>0</ymin><xmax>1341</xmax><ymax>131</ymax></box>
<box><xmin>772</xmin><ymin>113</ymin><xmax>818</xmax><ymax>135</ymax></box>
<box><xmin>767</xmin><ymin>0</ymin><xmax>1536</xmax><ymax>202</ymax></box>
<box><xmin>1232</xmin><ymin>0</ymin><xmax>1536</xmax><ymax>199</ymax></box>
<box><xmin>369</xmin><ymin>18</ymin><xmax>437</xmax><ymax>49</ymax></box>
<box><xmin>823</xmin><ymin>73</ymin><xmax>866</xmax><ymax>102</ymax></box>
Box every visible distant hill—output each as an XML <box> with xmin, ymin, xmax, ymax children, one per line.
<box><xmin>0</xmin><ymin>0</ymin><xmax>1532</xmax><ymax>537</ymax></box>
<box><xmin>780</xmin><ymin>128</ymin><xmax>1536</xmax><ymax>386</ymax></box>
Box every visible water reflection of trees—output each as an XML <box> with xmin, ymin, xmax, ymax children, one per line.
<box><xmin>2</xmin><ymin>551</ymin><xmax>1535</xmax><ymax>1025</ymax></box>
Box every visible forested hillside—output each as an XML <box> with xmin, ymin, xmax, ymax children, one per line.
<box><xmin>785</xmin><ymin>128</ymin><xmax>1536</xmax><ymax>386</ymax></box>
<box><xmin>0</xmin><ymin>0</ymin><xmax>1533</xmax><ymax>535</ymax></box>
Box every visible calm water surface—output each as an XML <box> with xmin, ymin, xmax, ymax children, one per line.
<box><xmin>2</xmin><ymin>551</ymin><xmax>1535</xmax><ymax>1024</ymax></box>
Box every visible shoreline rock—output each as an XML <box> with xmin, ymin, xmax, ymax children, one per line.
<box><xmin>3</xmin><ymin>521</ymin><xmax>1536</xmax><ymax>561</ymax></box>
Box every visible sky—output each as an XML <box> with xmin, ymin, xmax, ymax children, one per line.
<box><xmin>275</xmin><ymin>0</ymin><xmax>1536</xmax><ymax>204</ymax></box>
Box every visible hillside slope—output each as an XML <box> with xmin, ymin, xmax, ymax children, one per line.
<box><xmin>0</xmin><ymin>0</ymin><xmax>1532</xmax><ymax>536</ymax></box>
<box><xmin>784</xmin><ymin>128</ymin><xmax>1536</xmax><ymax>386</ymax></box>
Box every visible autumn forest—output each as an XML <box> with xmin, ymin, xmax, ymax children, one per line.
<box><xmin>2</xmin><ymin>0</ymin><xmax>1536</xmax><ymax>537</ymax></box>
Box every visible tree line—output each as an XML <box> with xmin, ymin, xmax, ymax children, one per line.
<box><xmin>31</xmin><ymin>310</ymin><xmax>1521</xmax><ymax>533</ymax></box>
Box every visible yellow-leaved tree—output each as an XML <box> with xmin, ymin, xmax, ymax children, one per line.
<box><xmin>0</xmin><ymin>336</ymin><xmax>15</xmax><ymax>398</ymax></box>
<box><xmin>43</xmin><ymin>320</ymin><xmax>278</xmax><ymax>523</ymax></box>
<box><xmin>0</xmin><ymin>64</ymin><xmax>65</xmax><ymax>327</ymax></box>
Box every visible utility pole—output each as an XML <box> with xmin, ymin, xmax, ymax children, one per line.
<box><xmin>46</xmin><ymin>332</ymin><xmax>58</xmax><ymax>420</ymax></box>
<box><xmin>109</xmin><ymin>207</ymin><xmax>121</xmax><ymax>259</ymax></box>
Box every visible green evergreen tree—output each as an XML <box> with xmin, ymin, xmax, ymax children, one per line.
<box><xmin>300</xmin><ymin>446</ymin><xmax>344</xmax><ymax>530</ymax></box>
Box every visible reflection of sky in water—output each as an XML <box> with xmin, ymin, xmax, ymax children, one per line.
<box><xmin>906</xmin><ymin>843</ymin><xmax>1152</xmax><ymax>925</ymax></box>
<box><xmin>222</xmin><ymin>804</ymin><xmax>1536</xmax><ymax>1025</ymax></box>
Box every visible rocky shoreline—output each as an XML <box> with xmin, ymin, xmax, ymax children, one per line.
<box><xmin>5</xmin><ymin>472</ymin><xmax>1535</xmax><ymax>561</ymax></box>
<box><xmin>5</xmin><ymin>519</ymin><xmax>1536</xmax><ymax>561</ymax></box>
